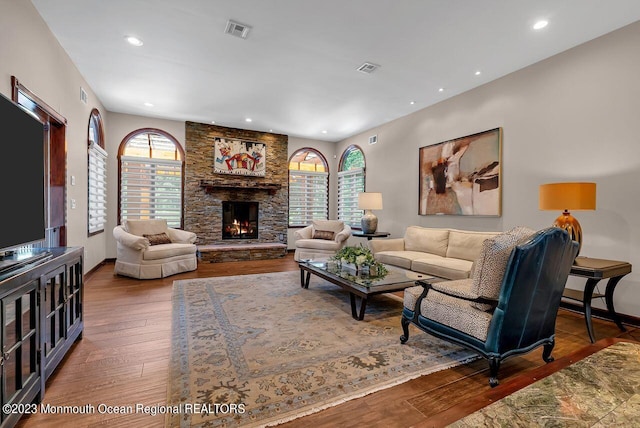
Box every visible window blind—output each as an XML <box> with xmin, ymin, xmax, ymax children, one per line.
<box><xmin>88</xmin><ymin>141</ymin><xmax>107</xmax><ymax>234</ymax></box>
<box><xmin>337</xmin><ymin>168</ymin><xmax>364</xmax><ymax>228</ymax></box>
<box><xmin>120</xmin><ymin>156</ymin><xmax>182</xmax><ymax>228</ymax></box>
<box><xmin>289</xmin><ymin>170</ymin><xmax>328</xmax><ymax>226</ymax></box>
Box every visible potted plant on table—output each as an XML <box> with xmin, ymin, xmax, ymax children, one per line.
<box><xmin>330</xmin><ymin>244</ymin><xmax>388</xmax><ymax>277</ymax></box>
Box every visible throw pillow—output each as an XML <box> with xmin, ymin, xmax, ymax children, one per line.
<box><xmin>312</xmin><ymin>230</ymin><xmax>335</xmax><ymax>240</ymax></box>
<box><xmin>144</xmin><ymin>232</ymin><xmax>172</xmax><ymax>246</ymax></box>
<box><xmin>470</xmin><ymin>226</ymin><xmax>536</xmax><ymax>311</ymax></box>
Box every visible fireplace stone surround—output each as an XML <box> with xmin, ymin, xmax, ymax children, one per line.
<box><xmin>184</xmin><ymin>122</ymin><xmax>289</xmax><ymax>261</ymax></box>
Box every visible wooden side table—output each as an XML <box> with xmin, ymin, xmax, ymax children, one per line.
<box><xmin>564</xmin><ymin>256</ymin><xmax>632</xmax><ymax>343</ymax></box>
<box><xmin>351</xmin><ymin>231</ymin><xmax>390</xmax><ymax>240</ymax></box>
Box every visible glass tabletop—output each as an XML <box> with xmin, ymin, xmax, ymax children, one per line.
<box><xmin>301</xmin><ymin>260</ymin><xmax>433</xmax><ymax>288</ymax></box>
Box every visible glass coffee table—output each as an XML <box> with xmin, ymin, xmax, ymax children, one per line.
<box><xmin>298</xmin><ymin>260</ymin><xmax>437</xmax><ymax>320</ymax></box>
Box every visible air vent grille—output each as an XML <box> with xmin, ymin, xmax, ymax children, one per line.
<box><xmin>80</xmin><ymin>87</ymin><xmax>88</xmax><ymax>104</ymax></box>
<box><xmin>368</xmin><ymin>135</ymin><xmax>378</xmax><ymax>145</ymax></box>
<box><xmin>225</xmin><ymin>20</ymin><xmax>252</xmax><ymax>39</ymax></box>
<box><xmin>357</xmin><ymin>62</ymin><xmax>380</xmax><ymax>74</ymax></box>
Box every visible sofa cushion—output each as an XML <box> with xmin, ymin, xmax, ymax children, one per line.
<box><xmin>125</xmin><ymin>219</ymin><xmax>168</xmax><ymax>237</ymax></box>
<box><xmin>419</xmin><ymin>289</ymin><xmax>493</xmax><ymax>341</ymax></box>
<box><xmin>295</xmin><ymin>238</ymin><xmax>341</xmax><ymax>251</ymax></box>
<box><xmin>404</xmin><ymin>226</ymin><xmax>449</xmax><ymax>257</ymax></box>
<box><xmin>312</xmin><ymin>220</ymin><xmax>344</xmax><ymax>234</ymax></box>
<box><xmin>411</xmin><ymin>257</ymin><xmax>473</xmax><ymax>280</ymax></box>
<box><xmin>374</xmin><ymin>250</ymin><xmax>430</xmax><ymax>270</ymax></box>
<box><xmin>142</xmin><ymin>243</ymin><xmax>196</xmax><ymax>261</ymax></box>
<box><xmin>144</xmin><ymin>232</ymin><xmax>172</xmax><ymax>245</ymax></box>
<box><xmin>470</xmin><ymin>226</ymin><xmax>536</xmax><ymax>310</ymax></box>
<box><xmin>445</xmin><ymin>230</ymin><xmax>499</xmax><ymax>262</ymax></box>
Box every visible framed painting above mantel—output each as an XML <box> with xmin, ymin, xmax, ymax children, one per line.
<box><xmin>419</xmin><ymin>127</ymin><xmax>502</xmax><ymax>216</ymax></box>
<box><xmin>214</xmin><ymin>137</ymin><xmax>266</xmax><ymax>177</ymax></box>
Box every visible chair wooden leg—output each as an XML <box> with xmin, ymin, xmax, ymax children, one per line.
<box><xmin>542</xmin><ymin>341</ymin><xmax>555</xmax><ymax>363</ymax></box>
<box><xmin>400</xmin><ymin>315</ymin><xmax>411</xmax><ymax>344</ymax></box>
<box><xmin>489</xmin><ymin>357</ymin><xmax>500</xmax><ymax>387</ymax></box>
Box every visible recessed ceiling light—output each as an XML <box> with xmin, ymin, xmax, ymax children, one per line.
<box><xmin>410</xmin><ymin>101</ymin><xmax>415</xmax><ymax>105</ymax></box>
<box><xmin>269</xmin><ymin>129</ymin><xmax>273</xmax><ymax>132</ymax></box>
<box><xmin>125</xmin><ymin>36</ymin><xmax>144</xmax><ymax>46</ymax></box>
<box><xmin>143</xmin><ymin>102</ymin><xmax>154</xmax><ymax>107</ymax></box>
<box><xmin>438</xmin><ymin>88</ymin><xmax>444</xmax><ymax>92</ymax></box>
<box><xmin>245</xmin><ymin>118</ymin><xmax>252</xmax><ymax>122</ymax></box>
<box><xmin>321</xmin><ymin>130</ymin><xmax>328</xmax><ymax>134</ymax></box>
<box><xmin>533</xmin><ymin>20</ymin><xmax>548</xmax><ymax>30</ymax></box>
<box><xmin>211</xmin><ymin>121</ymin><xmax>216</xmax><ymax>124</ymax></box>
<box><xmin>475</xmin><ymin>71</ymin><xmax>481</xmax><ymax>76</ymax></box>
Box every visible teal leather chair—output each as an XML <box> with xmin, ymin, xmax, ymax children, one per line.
<box><xmin>400</xmin><ymin>227</ymin><xmax>578</xmax><ymax>386</ymax></box>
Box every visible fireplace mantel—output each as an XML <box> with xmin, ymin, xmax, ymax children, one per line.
<box><xmin>199</xmin><ymin>179</ymin><xmax>282</xmax><ymax>194</ymax></box>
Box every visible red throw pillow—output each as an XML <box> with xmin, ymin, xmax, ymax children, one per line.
<box><xmin>144</xmin><ymin>232</ymin><xmax>172</xmax><ymax>245</ymax></box>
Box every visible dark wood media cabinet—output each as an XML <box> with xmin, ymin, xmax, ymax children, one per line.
<box><xmin>0</xmin><ymin>247</ymin><xmax>83</xmax><ymax>428</ymax></box>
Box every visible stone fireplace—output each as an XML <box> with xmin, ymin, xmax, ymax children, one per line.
<box><xmin>184</xmin><ymin>122</ymin><xmax>288</xmax><ymax>261</ymax></box>
<box><xmin>222</xmin><ymin>201</ymin><xmax>258</xmax><ymax>240</ymax></box>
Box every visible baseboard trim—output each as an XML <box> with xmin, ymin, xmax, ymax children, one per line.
<box><xmin>560</xmin><ymin>301</ymin><xmax>640</xmax><ymax>329</ymax></box>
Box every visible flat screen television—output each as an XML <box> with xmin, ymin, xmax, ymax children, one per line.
<box><xmin>0</xmin><ymin>92</ymin><xmax>46</xmax><ymax>256</ymax></box>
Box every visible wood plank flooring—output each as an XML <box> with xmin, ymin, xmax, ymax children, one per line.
<box><xmin>17</xmin><ymin>253</ymin><xmax>640</xmax><ymax>428</ymax></box>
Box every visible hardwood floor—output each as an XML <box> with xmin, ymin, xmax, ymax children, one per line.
<box><xmin>17</xmin><ymin>253</ymin><xmax>640</xmax><ymax>428</ymax></box>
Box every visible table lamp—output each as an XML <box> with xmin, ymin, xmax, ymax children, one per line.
<box><xmin>539</xmin><ymin>182</ymin><xmax>596</xmax><ymax>256</ymax></box>
<box><xmin>358</xmin><ymin>192</ymin><xmax>383</xmax><ymax>234</ymax></box>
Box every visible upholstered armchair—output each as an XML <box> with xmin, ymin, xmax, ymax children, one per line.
<box><xmin>293</xmin><ymin>219</ymin><xmax>352</xmax><ymax>261</ymax></box>
<box><xmin>400</xmin><ymin>227</ymin><xmax>578</xmax><ymax>386</ymax></box>
<box><xmin>113</xmin><ymin>219</ymin><xmax>198</xmax><ymax>279</ymax></box>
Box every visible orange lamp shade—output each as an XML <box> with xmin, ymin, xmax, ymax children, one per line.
<box><xmin>539</xmin><ymin>182</ymin><xmax>596</xmax><ymax>211</ymax></box>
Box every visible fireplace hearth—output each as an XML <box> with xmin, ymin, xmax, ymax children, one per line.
<box><xmin>222</xmin><ymin>201</ymin><xmax>258</xmax><ymax>239</ymax></box>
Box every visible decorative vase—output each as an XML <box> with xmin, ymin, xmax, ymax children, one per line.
<box><xmin>369</xmin><ymin>265</ymin><xmax>379</xmax><ymax>277</ymax></box>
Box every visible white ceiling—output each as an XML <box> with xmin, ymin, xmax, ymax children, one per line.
<box><xmin>31</xmin><ymin>0</ymin><xmax>640</xmax><ymax>142</ymax></box>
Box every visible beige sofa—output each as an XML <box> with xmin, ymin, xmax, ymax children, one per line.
<box><xmin>113</xmin><ymin>219</ymin><xmax>198</xmax><ymax>279</ymax></box>
<box><xmin>368</xmin><ymin>226</ymin><xmax>499</xmax><ymax>280</ymax></box>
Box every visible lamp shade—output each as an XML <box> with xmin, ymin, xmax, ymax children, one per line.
<box><xmin>539</xmin><ymin>182</ymin><xmax>596</xmax><ymax>211</ymax></box>
<box><xmin>358</xmin><ymin>192</ymin><xmax>383</xmax><ymax>210</ymax></box>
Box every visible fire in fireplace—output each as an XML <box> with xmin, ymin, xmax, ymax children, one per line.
<box><xmin>222</xmin><ymin>201</ymin><xmax>258</xmax><ymax>239</ymax></box>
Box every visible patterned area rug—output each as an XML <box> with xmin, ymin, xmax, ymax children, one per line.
<box><xmin>451</xmin><ymin>341</ymin><xmax>640</xmax><ymax>427</ymax></box>
<box><xmin>167</xmin><ymin>271</ymin><xmax>477</xmax><ymax>427</ymax></box>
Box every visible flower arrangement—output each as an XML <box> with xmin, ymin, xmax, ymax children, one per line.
<box><xmin>331</xmin><ymin>244</ymin><xmax>388</xmax><ymax>276</ymax></box>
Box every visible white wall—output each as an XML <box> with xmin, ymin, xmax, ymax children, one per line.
<box><xmin>0</xmin><ymin>0</ymin><xmax>108</xmax><ymax>272</ymax></box>
<box><xmin>337</xmin><ymin>21</ymin><xmax>640</xmax><ymax>317</ymax></box>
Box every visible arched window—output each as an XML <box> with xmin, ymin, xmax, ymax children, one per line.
<box><xmin>337</xmin><ymin>145</ymin><xmax>365</xmax><ymax>228</ymax></box>
<box><xmin>118</xmin><ymin>129</ymin><xmax>185</xmax><ymax>228</ymax></box>
<box><xmin>288</xmin><ymin>148</ymin><xmax>329</xmax><ymax>226</ymax></box>
<box><xmin>88</xmin><ymin>109</ymin><xmax>107</xmax><ymax>235</ymax></box>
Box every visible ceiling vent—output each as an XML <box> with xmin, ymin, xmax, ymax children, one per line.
<box><xmin>369</xmin><ymin>135</ymin><xmax>378</xmax><ymax>145</ymax></box>
<box><xmin>225</xmin><ymin>20</ymin><xmax>252</xmax><ymax>39</ymax></box>
<box><xmin>357</xmin><ymin>62</ymin><xmax>380</xmax><ymax>74</ymax></box>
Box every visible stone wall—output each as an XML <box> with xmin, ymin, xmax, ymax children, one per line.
<box><xmin>184</xmin><ymin>122</ymin><xmax>288</xmax><ymax>246</ymax></box>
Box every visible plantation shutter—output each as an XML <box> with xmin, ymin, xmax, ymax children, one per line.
<box><xmin>88</xmin><ymin>141</ymin><xmax>107</xmax><ymax>234</ymax></box>
<box><xmin>289</xmin><ymin>170</ymin><xmax>329</xmax><ymax>226</ymax></box>
<box><xmin>337</xmin><ymin>168</ymin><xmax>364</xmax><ymax>228</ymax></box>
<box><xmin>120</xmin><ymin>156</ymin><xmax>182</xmax><ymax>228</ymax></box>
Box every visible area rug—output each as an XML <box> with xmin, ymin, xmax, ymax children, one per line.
<box><xmin>451</xmin><ymin>341</ymin><xmax>640</xmax><ymax>427</ymax></box>
<box><xmin>167</xmin><ymin>271</ymin><xmax>478</xmax><ymax>427</ymax></box>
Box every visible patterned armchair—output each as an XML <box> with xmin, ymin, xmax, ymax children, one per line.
<box><xmin>400</xmin><ymin>227</ymin><xmax>578</xmax><ymax>386</ymax></box>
